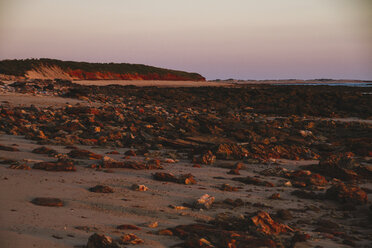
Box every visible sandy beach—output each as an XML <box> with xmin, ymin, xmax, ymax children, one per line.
<box><xmin>2</xmin><ymin>134</ymin><xmax>365</xmax><ymax>248</ymax></box>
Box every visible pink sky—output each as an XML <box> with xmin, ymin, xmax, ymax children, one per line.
<box><xmin>0</xmin><ymin>0</ymin><xmax>371</xmax><ymax>80</ymax></box>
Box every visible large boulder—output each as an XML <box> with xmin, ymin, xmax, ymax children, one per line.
<box><xmin>326</xmin><ymin>183</ymin><xmax>367</xmax><ymax>205</ymax></box>
<box><xmin>308</xmin><ymin>154</ymin><xmax>360</xmax><ymax>181</ymax></box>
<box><xmin>86</xmin><ymin>233</ymin><xmax>120</xmax><ymax>248</ymax></box>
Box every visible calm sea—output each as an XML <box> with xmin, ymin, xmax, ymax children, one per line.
<box><xmin>277</xmin><ymin>82</ymin><xmax>372</xmax><ymax>87</ymax></box>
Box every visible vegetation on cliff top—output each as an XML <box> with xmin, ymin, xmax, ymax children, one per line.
<box><xmin>0</xmin><ymin>58</ymin><xmax>205</xmax><ymax>81</ymax></box>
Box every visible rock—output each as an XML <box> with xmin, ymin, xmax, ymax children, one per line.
<box><xmin>8</xmin><ymin>163</ymin><xmax>31</xmax><ymax>170</ymax></box>
<box><xmin>269</xmin><ymin>193</ymin><xmax>281</xmax><ymax>199</ymax></box>
<box><xmin>260</xmin><ymin>167</ymin><xmax>288</xmax><ymax>177</ymax></box>
<box><xmin>153</xmin><ymin>172</ymin><xmax>196</xmax><ymax>185</ymax></box>
<box><xmin>102</xmin><ymin>156</ymin><xmax>117</xmax><ymax>163</ymax></box>
<box><xmin>326</xmin><ymin>183</ymin><xmax>367</xmax><ymax>205</ymax></box>
<box><xmin>153</xmin><ymin>172</ymin><xmax>177</xmax><ymax>182</ymax></box>
<box><xmin>232</xmin><ymin>176</ymin><xmax>274</xmax><ymax>187</ymax></box>
<box><xmin>219</xmin><ymin>184</ymin><xmax>238</xmax><ymax>192</ymax></box>
<box><xmin>169</xmin><ymin>205</ymin><xmax>189</xmax><ymax>210</ymax></box>
<box><xmin>168</xmin><ymin>223</ymin><xmax>277</xmax><ymax>248</ymax></box>
<box><xmin>131</xmin><ymin>184</ymin><xmax>148</xmax><ymax>191</ymax></box>
<box><xmin>146</xmin><ymin>159</ymin><xmax>161</xmax><ymax>168</ymax></box>
<box><xmin>116</xmin><ymin>224</ymin><xmax>141</xmax><ymax>230</ymax></box>
<box><xmin>0</xmin><ymin>158</ymin><xmax>18</xmax><ymax>164</ymax></box>
<box><xmin>179</xmin><ymin>238</ymin><xmax>215</xmax><ymax>248</ymax></box>
<box><xmin>306</xmin><ymin>173</ymin><xmax>328</xmax><ymax>186</ymax></box>
<box><xmin>200</xmin><ymin>150</ymin><xmax>216</xmax><ymax>165</ymax></box>
<box><xmin>32</xmin><ymin>146</ymin><xmax>58</xmax><ymax>156</ymax></box>
<box><xmin>89</xmin><ymin>185</ymin><xmax>114</xmax><ymax>193</ymax></box>
<box><xmin>215</xmin><ymin>143</ymin><xmax>248</xmax><ymax>160</ymax></box>
<box><xmin>145</xmin><ymin>221</ymin><xmax>159</xmax><ymax>228</ymax></box>
<box><xmin>33</xmin><ymin>161</ymin><xmax>76</xmax><ymax>171</ymax></box>
<box><xmin>227</xmin><ymin>169</ymin><xmax>240</xmax><ymax>175</ymax></box>
<box><xmin>158</xmin><ymin>229</ymin><xmax>173</xmax><ymax>236</ymax></box>
<box><xmin>168</xmin><ymin>210</ymin><xmax>295</xmax><ymax>248</ymax></box>
<box><xmin>164</xmin><ymin>158</ymin><xmax>176</xmax><ymax>163</ymax></box>
<box><xmin>283</xmin><ymin>181</ymin><xmax>292</xmax><ymax>187</ymax></box>
<box><xmin>287</xmin><ymin>170</ymin><xmax>328</xmax><ymax>187</ymax></box>
<box><xmin>31</xmin><ymin>197</ymin><xmax>64</xmax><ymax>207</ymax></box>
<box><xmin>106</xmin><ymin>150</ymin><xmax>119</xmax><ymax>154</ymax></box>
<box><xmin>103</xmin><ymin>160</ymin><xmax>162</xmax><ymax>170</ymax></box>
<box><xmin>178</xmin><ymin>173</ymin><xmax>197</xmax><ymax>185</ymax></box>
<box><xmin>124</xmin><ymin>150</ymin><xmax>136</xmax><ymax>156</ymax></box>
<box><xmin>120</xmin><ymin>233</ymin><xmax>143</xmax><ymax>245</ymax></box>
<box><xmin>194</xmin><ymin>194</ymin><xmax>215</xmax><ymax>209</ymax></box>
<box><xmin>86</xmin><ymin>233</ymin><xmax>120</xmax><ymax>248</ymax></box>
<box><xmin>68</xmin><ymin>149</ymin><xmax>103</xmax><ymax>160</ymax></box>
<box><xmin>250</xmin><ymin>211</ymin><xmax>293</xmax><ymax>235</ymax></box>
<box><xmin>0</xmin><ymin>144</ymin><xmax>19</xmax><ymax>151</ymax></box>
<box><xmin>307</xmin><ymin>153</ymin><xmax>360</xmax><ymax>181</ymax></box>
<box><xmin>232</xmin><ymin>162</ymin><xmax>244</xmax><ymax>170</ymax></box>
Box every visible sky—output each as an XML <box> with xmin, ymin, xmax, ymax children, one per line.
<box><xmin>0</xmin><ymin>0</ymin><xmax>371</xmax><ymax>80</ymax></box>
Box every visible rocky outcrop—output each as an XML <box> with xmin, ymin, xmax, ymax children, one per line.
<box><xmin>0</xmin><ymin>58</ymin><xmax>206</xmax><ymax>81</ymax></box>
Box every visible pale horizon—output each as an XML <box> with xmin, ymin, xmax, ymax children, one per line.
<box><xmin>0</xmin><ymin>0</ymin><xmax>371</xmax><ymax>80</ymax></box>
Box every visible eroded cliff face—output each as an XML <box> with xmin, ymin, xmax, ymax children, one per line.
<box><xmin>66</xmin><ymin>69</ymin><xmax>205</xmax><ymax>81</ymax></box>
<box><xmin>0</xmin><ymin>59</ymin><xmax>206</xmax><ymax>81</ymax></box>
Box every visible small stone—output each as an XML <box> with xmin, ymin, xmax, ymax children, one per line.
<box><xmin>194</xmin><ymin>194</ymin><xmax>215</xmax><ymax>209</ymax></box>
<box><xmin>169</xmin><ymin>205</ymin><xmax>188</xmax><ymax>210</ymax></box>
<box><xmin>106</xmin><ymin>150</ymin><xmax>119</xmax><ymax>155</ymax></box>
<box><xmin>250</xmin><ymin>211</ymin><xmax>293</xmax><ymax>235</ymax></box>
<box><xmin>326</xmin><ymin>182</ymin><xmax>367</xmax><ymax>205</ymax></box>
<box><xmin>164</xmin><ymin>158</ymin><xmax>176</xmax><ymax>163</ymax></box>
<box><xmin>145</xmin><ymin>221</ymin><xmax>158</xmax><ymax>228</ymax></box>
<box><xmin>32</xmin><ymin>146</ymin><xmax>58</xmax><ymax>156</ymax></box>
<box><xmin>33</xmin><ymin>161</ymin><xmax>76</xmax><ymax>172</ymax></box>
<box><xmin>31</xmin><ymin>197</ymin><xmax>64</xmax><ymax>207</ymax></box>
<box><xmin>227</xmin><ymin>169</ymin><xmax>240</xmax><ymax>175</ymax></box>
<box><xmin>102</xmin><ymin>156</ymin><xmax>117</xmax><ymax>163</ymax></box>
<box><xmin>158</xmin><ymin>229</ymin><xmax>173</xmax><ymax>236</ymax></box>
<box><xmin>89</xmin><ymin>185</ymin><xmax>114</xmax><ymax>193</ymax></box>
<box><xmin>131</xmin><ymin>184</ymin><xmax>148</xmax><ymax>191</ymax></box>
<box><xmin>8</xmin><ymin>164</ymin><xmax>31</xmax><ymax>170</ymax></box>
<box><xmin>219</xmin><ymin>184</ymin><xmax>239</xmax><ymax>192</ymax></box>
<box><xmin>269</xmin><ymin>193</ymin><xmax>281</xmax><ymax>200</ymax></box>
<box><xmin>86</xmin><ymin>233</ymin><xmax>120</xmax><ymax>248</ymax></box>
<box><xmin>124</xmin><ymin>150</ymin><xmax>136</xmax><ymax>156</ymax></box>
<box><xmin>0</xmin><ymin>144</ymin><xmax>19</xmax><ymax>151</ymax></box>
<box><xmin>68</xmin><ymin>149</ymin><xmax>103</xmax><ymax>160</ymax></box>
<box><xmin>284</xmin><ymin>181</ymin><xmax>292</xmax><ymax>187</ymax></box>
<box><xmin>120</xmin><ymin>233</ymin><xmax>143</xmax><ymax>245</ymax></box>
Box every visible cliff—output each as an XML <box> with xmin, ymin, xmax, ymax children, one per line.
<box><xmin>0</xmin><ymin>58</ymin><xmax>206</xmax><ymax>81</ymax></box>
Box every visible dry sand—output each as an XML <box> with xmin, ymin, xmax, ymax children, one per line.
<box><xmin>0</xmin><ymin>92</ymin><xmax>91</xmax><ymax>107</ymax></box>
